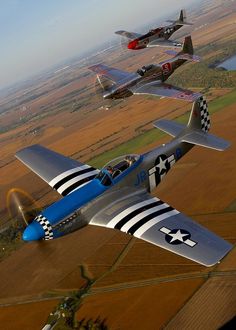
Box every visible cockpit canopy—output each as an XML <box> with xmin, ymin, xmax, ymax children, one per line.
<box><xmin>96</xmin><ymin>154</ymin><xmax>140</xmax><ymax>186</ymax></box>
<box><xmin>137</xmin><ymin>64</ymin><xmax>154</xmax><ymax>76</ymax></box>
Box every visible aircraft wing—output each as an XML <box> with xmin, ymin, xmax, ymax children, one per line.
<box><xmin>115</xmin><ymin>30</ymin><xmax>142</xmax><ymax>40</ymax></box>
<box><xmin>89</xmin><ymin>63</ymin><xmax>139</xmax><ymax>84</ymax></box>
<box><xmin>89</xmin><ymin>188</ymin><xmax>232</xmax><ymax>266</ymax></box>
<box><xmin>131</xmin><ymin>82</ymin><xmax>201</xmax><ymax>102</ymax></box>
<box><xmin>15</xmin><ymin>144</ymin><xmax>99</xmax><ymax>196</ymax></box>
<box><xmin>147</xmin><ymin>39</ymin><xmax>182</xmax><ymax>48</ymax></box>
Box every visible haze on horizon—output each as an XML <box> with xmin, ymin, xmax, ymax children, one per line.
<box><xmin>0</xmin><ymin>0</ymin><xmax>198</xmax><ymax>90</ymax></box>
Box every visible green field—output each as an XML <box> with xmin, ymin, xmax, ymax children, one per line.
<box><xmin>208</xmin><ymin>88</ymin><xmax>236</xmax><ymax>113</ymax></box>
<box><xmin>169</xmin><ymin>38</ymin><xmax>236</xmax><ymax>89</ymax></box>
<box><xmin>90</xmin><ymin>88</ymin><xmax>236</xmax><ymax>168</ymax></box>
<box><xmin>89</xmin><ymin>129</ymin><xmax>164</xmax><ymax>168</ymax></box>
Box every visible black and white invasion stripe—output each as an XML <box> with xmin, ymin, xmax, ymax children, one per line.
<box><xmin>199</xmin><ymin>96</ymin><xmax>210</xmax><ymax>132</ymax></box>
<box><xmin>49</xmin><ymin>165</ymin><xmax>99</xmax><ymax>196</ymax></box>
<box><xmin>35</xmin><ymin>214</ymin><xmax>53</xmax><ymax>240</ymax></box>
<box><xmin>107</xmin><ymin>197</ymin><xmax>179</xmax><ymax>238</ymax></box>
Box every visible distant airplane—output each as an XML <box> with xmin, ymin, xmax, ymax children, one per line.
<box><xmin>115</xmin><ymin>9</ymin><xmax>193</xmax><ymax>50</ymax></box>
<box><xmin>89</xmin><ymin>36</ymin><xmax>200</xmax><ymax>103</ymax></box>
<box><xmin>16</xmin><ymin>96</ymin><xmax>232</xmax><ymax>266</ymax></box>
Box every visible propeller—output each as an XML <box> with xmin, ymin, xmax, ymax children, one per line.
<box><xmin>1</xmin><ymin>188</ymin><xmax>55</xmax><ymax>263</ymax></box>
<box><xmin>5</xmin><ymin>188</ymin><xmax>41</xmax><ymax>240</ymax></box>
<box><xmin>93</xmin><ymin>75</ymin><xmax>118</xmax><ymax>110</ymax></box>
<box><xmin>119</xmin><ymin>36</ymin><xmax>130</xmax><ymax>51</ymax></box>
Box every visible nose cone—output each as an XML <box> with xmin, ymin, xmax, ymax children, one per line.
<box><xmin>22</xmin><ymin>221</ymin><xmax>45</xmax><ymax>241</ymax></box>
<box><xmin>128</xmin><ymin>39</ymin><xmax>138</xmax><ymax>50</ymax></box>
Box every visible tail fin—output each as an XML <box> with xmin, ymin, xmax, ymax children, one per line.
<box><xmin>167</xmin><ymin>9</ymin><xmax>193</xmax><ymax>26</ymax></box>
<box><xmin>179</xmin><ymin>9</ymin><xmax>187</xmax><ymax>23</ymax></box>
<box><xmin>175</xmin><ymin>36</ymin><xmax>200</xmax><ymax>62</ymax></box>
<box><xmin>153</xmin><ymin>96</ymin><xmax>230</xmax><ymax>151</ymax></box>
<box><xmin>165</xmin><ymin>36</ymin><xmax>200</xmax><ymax>62</ymax></box>
<box><xmin>187</xmin><ymin>96</ymin><xmax>210</xmax><ymax>132</ymax></box>
<box><xmin>180</xmin><ymin>35</ymin><xmax>194</xmax><ymax>55</ymax></box>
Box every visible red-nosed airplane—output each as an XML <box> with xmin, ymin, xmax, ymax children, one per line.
<box><xmin>116</xmin><ymin>9</ymin><xmax>193</xmax><ymax>50</ymax></box>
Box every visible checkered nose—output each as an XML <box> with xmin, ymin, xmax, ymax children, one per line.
<box><xmin>22</xmin><ymin>221</ymin><xmax>45</xmax><ymax>241</ymax></box>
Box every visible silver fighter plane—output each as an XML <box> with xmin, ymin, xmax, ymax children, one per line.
<box><xmin>15</xmin><ymin>96</ymin><xmax>232</xmax><ymax>266</ymax></box>
<box><xmin>115</xmin><ymin>9</ymin><xmax>192</xmax><ymax>50</ymax></box>
<box><xmin>89</xmin><ymin>36</ymin><xmax>201</xmax><ymax>103</ymax></box>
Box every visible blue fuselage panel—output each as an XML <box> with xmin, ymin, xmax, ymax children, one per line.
<box><xmin>42</xmin><ymin>179</ymin><xmax>106</xmax><ymax>225</ymax></box>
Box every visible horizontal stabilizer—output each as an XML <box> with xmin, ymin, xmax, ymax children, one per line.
<box><xmin>167</xmin><ymin>20</ymin><xmax>193</xmax><ymax>26</ymax></box>
<box><xmin>164</xmin><ymin>52</ymin><xmax>200</xmax><ymax>62</ymax></box>
<box><xmin>177</xmin><ymin>54</ymin><xmax>201</xmax><ymax>62</ymax></box>
<box><xmin>154</xmin><ymin>118</ymin><xmax>230</xmax><ymax>151</ymax></box>
<box><xmin>165</xmin><ymin>49</ymin><xmax>179</xmax><ymax>56</ymax></box>
<box><xmin>182</xmin><ymin>130</ymin><xmax>230</xmax><ymax>151</ymax></box>
<box><xmin>148</xmin><ymin>39</ymin><xmax>182</xmax><ymax>48</ymax></box>
<box><xmin>153</xmin><ymin>119</ymin><xmax>184</xmax><ymax>137</ymax></box>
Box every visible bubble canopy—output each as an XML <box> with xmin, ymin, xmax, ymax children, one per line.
<box><xmin>95</xmin><ymin>154</ymin><xmax>140</xmax><ymax>186</ymax></box>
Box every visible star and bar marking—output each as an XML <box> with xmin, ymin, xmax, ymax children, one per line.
<box><xmin>148</xmin><ymin>154</ymin><xmax>175</xmax><ymax>191</ymax></box>
<box><xmin>159</xmin><ymin>227</ymin><xmax>197</xmax><ymax>247</ymax></box>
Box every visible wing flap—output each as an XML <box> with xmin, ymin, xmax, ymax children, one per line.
<box><xmin>16</xmin><ymin>144</ymin><xmax>99</xmax><ymax>196</ymax></box>
<box><xmin>132</xmin><ymin>82</ymin><xmax>201</xmax><ymax>102</ymax></box>
<box><xmin>88</xmin><ymin>190</ymin><xmax>232</xmax><ymax>266</ymax></box>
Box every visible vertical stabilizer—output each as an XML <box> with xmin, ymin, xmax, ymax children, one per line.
<box><xmin>153</xmin><ymin>96</ymin><xmax>229</xmax><ymax>151</ymax></box>
<box><xmin>181</xmin><ymin>36</ymin><xmax>194</xmax><ymax>55</ymax></box>
<box><xmin>179</xmin><ymin>9</ymin><xmax>187</xmax><ymax>23</ymax></box>
<box><xmin>187</xmin><ymin>96</ymin><xmax>210</xmax><ymax>132</ymax></box>
<box><xmin>167</xmin><ymin>9</ymin><xmax>193</xmax><ymax>25</ymax></box>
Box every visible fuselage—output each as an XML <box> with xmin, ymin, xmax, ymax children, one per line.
<box><xmin>104</xmin><ymin>57</ymin><xmax>186</xmax><ymax>100</ymax></box>
<box><xmin>128</xmin><ymin>24</ymin><xmax>182</xmax><ymax>50</ymax></box>
<box><xmin>23</xmin><ymin>135</ymin><xmax>193</xmax><ymax>242</ymax></box>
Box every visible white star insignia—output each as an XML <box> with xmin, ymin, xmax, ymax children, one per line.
<box><xmin>159</xmin><ymin>227</ymin><xmax>197</xmax><ymax>247</ymax></box>
<box><xmin>156</xmin><ymin>157</ymin><xmax>167</xmax><ymax>173</ymax></box>
<box><xmin>168</xmin><ymin>230</ymin><xmax>189</xmax><ymax>243</ymax></box>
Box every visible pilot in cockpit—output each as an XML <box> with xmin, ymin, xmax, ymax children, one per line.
<box><xmin>125</xmin><ymin>155</ymin><xmax>135</xmax><ymax>167</ymax></box>
<box><xmin>137</xmin><ymin>64</ymin><xmax>153</xmax><ymax>76</ymax></box>
<box><xmin>106</xmin><ymin>166</ymin><xmax>114</xmax><ymax>175</ymax></box>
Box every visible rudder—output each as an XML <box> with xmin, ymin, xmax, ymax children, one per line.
<box><xmin>187</xmin><ymin>96</ymin><xmax>210</xmax><ymax>132</ymax></box>
<box><xmin>181</xmin><ymin>36</ymin><xmax>194</xmax><ymax>55</ymax></box>
<box><xmin>179</xmin><ymin>9</ymin><xmax>186</xmax><ymax>23</ymax></box>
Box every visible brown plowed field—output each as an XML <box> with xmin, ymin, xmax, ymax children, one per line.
<box><xmin>0</xmin><ymin>300</ymin><xmax>59</xmax><ymax>330</ymax></box>
<box><xmin>165</xmin><ymin>274</ymin><xmax>236</xmax><ymax>329</ymax></box>
<box><xmin>76</xmin><ymin>278</ymin><xmax>205</xmax><ymax>329</ymax></box>
<box><xmin>0</xmin><ymin>227</ymin><xmax>116</xmax><ymax>300</ymax></box>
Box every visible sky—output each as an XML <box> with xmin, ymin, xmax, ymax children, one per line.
<box><xmin>0</xmin><ymin>0</ymin><xmax>198</xmax><ymax>89</ymax></box>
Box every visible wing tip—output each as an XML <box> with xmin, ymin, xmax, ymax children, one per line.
<box><xmin>15</xmin><ymin>144</ymin><xmax>40</xmax><ymax>158</ymax></box>
<box><xmin>88</xmin><ymin>63</ymin><xmax>103</xmax><ymax>71</ymax></box>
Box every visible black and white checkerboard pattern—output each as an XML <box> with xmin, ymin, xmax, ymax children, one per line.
<box><xmin>35</xmin><ymin>214</ymin><xmax>53</xmax><ymax>240</ymax></box>
<box><xmin>200</xmin><ymin>96</ymin><xmax>210</xmax><ymax>132</ymax></box>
